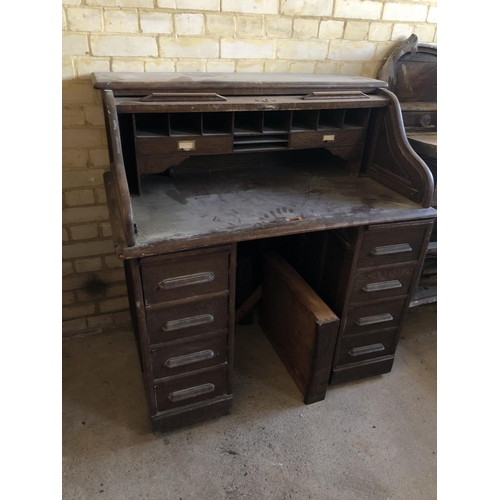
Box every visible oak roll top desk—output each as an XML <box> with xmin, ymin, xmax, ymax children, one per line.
<box><xmin>92</xmin><ymin>72</ymin><xmax>436</xmax><ymax>433</ymax></box>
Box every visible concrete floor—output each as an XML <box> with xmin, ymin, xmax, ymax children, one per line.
<box><xmin>62</xmin><ymin>306</ymin><xmax>436</xmax><ymax>500</ymax></box>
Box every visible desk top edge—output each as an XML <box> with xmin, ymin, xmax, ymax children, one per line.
<box><xmin>92</xmin><ymin>72</ymin><xmax>388</xmax><ymax>94</ymax></box>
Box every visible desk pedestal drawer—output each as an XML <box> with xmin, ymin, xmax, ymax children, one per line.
<box><xmin>358</xmin><ymin>221</ymin><xmax>432</xmax><ymax>267</ymax></box>
<box><xmin>141</xmin><ymin>247</ymin><xmax>230</xmax><ymax>304</ymax></box>
<box><xmin>350</xmin><ymin>264</ymin><xmax>415</xmax><ymax>304</ymax></box>
<box><xmin>343</xmin><ymin>299</ymin><xmax>406</xmax><ymax>336</ymax></box>
<box><xmin>146</xmin><ymin>294</ymin><xmax>228</xmax><ymax>345</ymax></box>
<box><xmin>337</xmin><ymin>328</ymin><xmax>398</xmax><ymax>365</ymax></box>
<box><xmin>330</xmin><ymin>356</ymin><xmax>395</xmax><ymax>385</ymax></box>
<box><xmin>151</xmin><ymin>332</ymin><xmax>227</xmax><ymax>379</ymax></box>
<box><xmin>136</xmin><ymin>136</ymin><xmax>233</xmax><ymax>157</ymax></box>
<box><xmin>289</xmin><ymin>129</ymin><xmax>366</xmax><ymax>149</ymax></box>
<box><xmin>155</xmin><ymin>364</ymin><xmax>228</xmax><ymax>412</ymax></box>
<box><xmin>151</xmin><ymin>395</ymin><xmax>233</xmax><ymax>433</ymax></box>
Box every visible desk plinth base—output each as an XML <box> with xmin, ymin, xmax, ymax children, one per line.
<box><xmin>151</xmin><ymin>395</ymin><xmax>233</xmax><ymax>434</ymax></box>
<box><xmin>330</xmin><ymin>356</ymin><xmax>395</xmax><ymax>385</ymax></box>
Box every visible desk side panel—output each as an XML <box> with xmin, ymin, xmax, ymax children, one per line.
<box><xmin>368</xmin><ymin>89</ymin><xmax>434</xmax><ymax>208</ymax></box>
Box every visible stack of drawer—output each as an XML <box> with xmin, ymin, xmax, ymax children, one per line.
<box><xmin>137</xmin><ymin>245</ymin><xmax>234</xmax><ymax>431</ymax></box>
<box><xmin>330</xmin><ymin>220</ymin><xmax>434</xmax><ymax>384</ymax></box>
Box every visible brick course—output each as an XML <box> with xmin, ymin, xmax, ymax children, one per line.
<box><xmin>62</xmin><ymin>0</ymin><xmax>437</xmax><ymax>336</ymax></box>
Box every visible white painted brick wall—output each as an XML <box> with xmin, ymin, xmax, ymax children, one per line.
<box><xmin>329</xmin><ymin>41</ymin><xmax>377</xmax><ymax>61</ymax></box>
<box><xmin>428</xmin><ymin>7</ymin><xmax>437</xmax><ymax>24</ymax></box>
<box><xmin>290</xmin><ymin>61</ymin><xmax>315</xmax><ymax>73</ymax></box>
<box><xmin>62</xmin><ymin>0</ymin><xmax>437</xmax><ymax>336</ymax></box>
<box><xmin>176</xmin><ymin>0</ymin><xmax>220</xmax><ymax>11</ymax></box>
<box><xmin>175</xmin><ymin>13</ymin><xmax>205</xmax><ymax>36</ymax></box>
<box><xmin>206</xmin><ymin>15</ymin><xmax>235</xmax><ymax>36</ymax></box>
<box><xmin>157</xmin><ymin>0</ymin><xmax>176</xmax><ymax>8</ymax></box>
<box><xmin>91</xmin><ymin>35</ymin><xmax>158</xmax><ymax>56</ymax></box>
<box><xmin>62</xmin><ymin>34</ymin><xmax>89</xmax><ymax>55</ymax></box>
<box><xmin>139</xmin><ymin>11</ymin><xmax>173</xmax><ymax>34</ymax></box>
<box><xmin>221</xmin><ymin>39</ymin><xmax>274</xmax><ymax>59</ymax></box>
<box><xmin>344</xmin><ymin>22</ymin><xmax>370</xmax><ymax>41</ymax></box>
<box><xmin>318</xmin><ymin>20</ymin><xmax>344</xmax><ymax>40</ymax></box>
<box><xmin>392</xmin><ymin>23</ymin><xmax>415</xmax><ymax>41</ymax></box>
<box><xmin>63</xmin><ymin>82</ymin><xmax>96</xmax><ymax>103</ymax></box>
<box><xmin>369</xmin><ymin>23</ymin><xmax>393</xmax><ymax>42</ymax></box>
<box><xmin>111</xmin><ymin>58</ymin><xmax>145</xmax><ymax>72</ymax></box>
<box><xmin>236</xmin><ymin>16</ymin><xmax>264</xmax><ymax>37</ymax></box>
<box><xmin>276</xmin><ymin>39</ymin><xmax>328</xmax><ymax>60</ymax></box>
<box><xmin>86</xmin><ymin>0</ymin><xmax>154</xmax><ymax>7</ymax></box>
<box><xmin>75</xmin><ymin>257</ymin><xmax>102</xmax><ymax>273</ymax></box>
<box><xmin>334</xmin><ymin>0</ymin><xmax>382</xmax><ymax>20</ymax></box>
<box><xmin>236</xmin><ymin>60</ymin><xmax>264</xmax><ymax>72</ymax></box>
<box><xmin>383</xmin><ymin>3</ymin><xmax>428</xmax><ymax>22</ymax></box>
<box><xmin>222</xmin><ymin>0</ymin><xmax>279</xmax><ymax>15</ymax></box>
<box><xmin>145</xmin><ymin>59</ymin><xmax>176</xmax><ymax>72</ymax></box>
<box><xmin>75</xmin><ymin>58</ymin><xmax>111</xmax><ymax>79</ymax></box>
<box><xmin>63</xmin><ymin>106</ymin><xmax>85</xmax><ymax>127</ymax></box>
<box><xmin>176</xmin><ymin>60</ymin><xmax>207</xmax><ymax>72</ymax></box>
<box><xmin>282</xmin><ymin>0</ymin><xmax>334</xmax><ymax>17</ymax></box>
<box><xmin>64</xmin><ymin>189</ymin><xmax>95</xmax><ymax>207</ymax></box>
<box><xmin>66</xmin><ymin>8</ymin><xmax>103</xmax><ymax>32</ymax></box>
<box><xmin>292</xmin><ymin>19</ymin><xmax>319</xmax><ymax>39</ymax></box>
<box><xmin>207</xmin><ymin>59</ymin><xmax>236</xmax><ymax>72</ymax></box>
<box><xmin>265</xmin><ymin>17</ymin><xmax>292</xmax><ymax>38</ymax></box>
<box><xmin>70</xmin><ymin>224</ymin><xmax>100</xmax><ymax>240</ymax></box>
<box><xmin>160</xmin><ymin>37</ymin><xmax>218</xmax><ymax>58</ymax></box>
<box><xmin>104</xmin><ymin>9</ymin><xmax>139</xmax><ymax>33</ymax></box>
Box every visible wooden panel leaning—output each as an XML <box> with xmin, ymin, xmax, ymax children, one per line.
<box><xmin>260</xmin><ymin>252</ymin><xmax>339</xmax><ymax>404</ymax></box>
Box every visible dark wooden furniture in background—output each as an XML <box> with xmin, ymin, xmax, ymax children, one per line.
<box><xmin>93</xmin><ymin>72</ymin><xmax>436</xmax><ymax>433</ymax></box>
<box><xmin>377</xmin><ymin>34</ymin><xmax>437</xmax><ymax>307</ymax></box>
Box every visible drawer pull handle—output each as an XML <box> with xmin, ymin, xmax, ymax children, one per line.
<box><xmin>157</xmin><ymin>272</ymin><xmax>215</xmax><ymax>290</ymax></box>
<box><xmin>349</xmin><ymin>343</ymin><xmax>385</xmax><ymax>357</ymax></box>
<box><xmin>162</xmin><ymin>314</ymin><xmax>214</xmax><ymax>332</ymax></box>
<box><xmin>164</xmin><ymin>350</ymin><xmax>215</xmax><ymax>368</ymax></box>
<box><xmin>140</xmin><ymin>92</ymin><xmax>227</xmax><ymax>102</ymax></box>
<box><xmin>302</xmin><ymin>91</ymin><xmax>369</xmax><ymax>100</ymax></box>
<box><xmin>362</xmin><ymin>280</ymin><xmax>402</xmax><ymax>292</ymax></box>
<box><xmin>370</xmin><ymin>243</ymin><xmax>412</xmax><ymax>256</ymax></box>
<box><xmin>355</xmin><ymin>313</ymin><xmax>393</xmax><ymax>326</ymax></box>
<box><xmin>168</xmin><ymin>383</ymin><xmax>215</xmax><ymax>403</ymax></box>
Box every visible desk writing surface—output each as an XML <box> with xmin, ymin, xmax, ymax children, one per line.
<box><xmin>126</xmin><ymin>152</ymin><xmax>436</xmax><ymax>256</ymax></box>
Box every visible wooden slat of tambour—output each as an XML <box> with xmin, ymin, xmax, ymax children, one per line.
<box><xmin>92</xmin><ymin>72</ymin><xmax>389</xmax><ymax>96</ymax></box>
<box><xmin>115</xmin><ymin>94</ymin><xmax>389</xmax><ymax>113</ymax></box>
